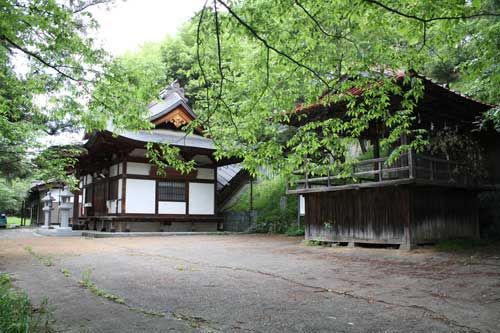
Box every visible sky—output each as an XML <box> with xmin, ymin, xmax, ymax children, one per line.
<box><xmin>44</xmin><ymin>0</ymin><xmax>204</xmax><ymax>146</ymax></box>
<box><xmin>91</xmin><ymin>0</ymin><xmax>205</xmax><ymax>55</ymax></box>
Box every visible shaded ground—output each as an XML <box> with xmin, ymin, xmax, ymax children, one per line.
<box><xmin>0</xmin><ymin>228</ymin><xmax>499</xmax><ymax>332</ymax></box>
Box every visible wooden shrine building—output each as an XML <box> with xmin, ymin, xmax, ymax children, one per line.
<box><xmin>73</xmin><ymin>83</ymin><xmax>245</xmax><ymax>232</ymax></box>
<box><xmin>287</xmin><ymin>72</ymin><xmax>500</xmax><ymax>249</ymax></box>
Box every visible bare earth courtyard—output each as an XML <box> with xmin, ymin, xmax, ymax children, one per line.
<box><xmin>1</xmin><ymin>229</ymin><xmax>499</xmax><ymax>332</ymax></box>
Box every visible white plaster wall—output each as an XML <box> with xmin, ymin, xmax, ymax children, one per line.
<box><xmin>79</xmin><ymin>194</ymin><xmax>84</xmax><ymax>215</ymax></box>
<box><xmin>299</xmin><ymin>195</ymin><xmax>305</xmax><ymax>216</ymax></box>
<box><xmin>158</xmin><ymin>201</ymin><xmax>186</xmax><ymax>214</ymax></box>
<box><xmin>189</xmin><ymin>182</ymin><xmax>214</xmax><ymax>215</ymax></box>
<box><xmin>196</xmin><ymin>168</ymin><xmax>215</xmax><ymax>180</ymax></box>
<box><xmin>86</xmin><ymin>175</ymin><xmax>93</xmax><ymax>184</ymax></box>
<box><xmin>50</xmin><ymin>189</ymin><xmax>62</xmax><ymax>202</ymax></box>
<box><xmin>109</xmin><ymin>164</ymin><xmax>118</xmax><ymax>177</ymax></box>
<box><xmin>118</xmin><ymin>179</ymin><xmax>122</xmax><ymax>200</ymax></box>
<box><xmin>129</xmin><ymin>148</ymin><xmax>147</xmax><ymax>157</ymax></box>
<box><xmin>127</xmin><ymin>162</ymin><xmax>150</xmax><ymax>175</ymax></box>
<box><xmin>125</xmin><ymin>179</ymin><xmax>155</xmax><ymax>214</ymax></box>
<box><xmin>107</xmin><ymin>200</ymin><xmax>117</xmax><ymax>214</ymax></box>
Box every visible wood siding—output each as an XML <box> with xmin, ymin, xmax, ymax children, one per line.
<box><xmin>305</xmin><ymin>187</ymin><xmax>409</xmax><ymax>244</ymax></box>
<box><xmin>410</xmin><ymin>187</ymin><xmax>479</xmax><ymax>243</ymax></box>
<box><xmin>305</xmin><ymin>185</ymin><xmax>480</xmax><ymax>246</ymax></box>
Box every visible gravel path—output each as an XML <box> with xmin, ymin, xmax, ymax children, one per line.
<box><xmin>1</xmin><ymin>229</ymin><xmax>499</xmax><ymax>332</ymax></box>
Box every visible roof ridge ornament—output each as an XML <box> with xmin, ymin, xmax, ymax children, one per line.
<box><xmin>159</xmin><ymin>80</ymin><xmax>188</xmax><ymax>103</ymax></box>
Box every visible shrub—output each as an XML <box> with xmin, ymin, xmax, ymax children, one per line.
<box><xmin>285</xmin><ymin>225</ymin><xmax>305</xmax><ymax>236</ymax></box>
<box><xmin>436</xmin><ymin>239</ymin><xmax>497</xmax><ymax>252</ymax></box>
<box><xmin>0</xmin><ymin>273</ymin><xmax>52</xmax><ymax>332</ymax></box>
<box><xmin>226</xmin><ymin>175</ymin><xmax>299</xmax><ymax>234</ymax></box>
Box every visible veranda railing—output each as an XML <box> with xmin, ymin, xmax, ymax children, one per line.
<box><xmin>287</xmin><ymin>151</ymin><xmax>481</xmax><ymax>193</ymax></box>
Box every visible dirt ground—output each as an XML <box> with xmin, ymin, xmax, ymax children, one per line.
<box><xmin>0</xmin><ymin>229</ymin><xmax>499</xmax><ymax>332</ymax></box>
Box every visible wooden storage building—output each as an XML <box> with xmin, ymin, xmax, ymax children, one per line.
<box><xmin>287</xmin><ymin>73</ymin><xmax>499</xmax><ymax>249</ymax></box>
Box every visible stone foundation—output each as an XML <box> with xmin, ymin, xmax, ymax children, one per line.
<box><xmin>83</xmin><ymin>220</ymin><xmax>218</xmax><ymax>233</ymax></box>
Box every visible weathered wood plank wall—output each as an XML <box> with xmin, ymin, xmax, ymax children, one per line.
<box><xmin>305</xmin><ymin>185</ymin><xmax>480</xmax><ymax>246</ymax></box>
<box><xmin>305</xmin><ymin>187</ymin><xmax>409</xmax><ymax>244</ymax></box>
<box><xmin>410</xmin><ymin>187</ymin><xmax>479</xmax><ymax>243</ymax></box>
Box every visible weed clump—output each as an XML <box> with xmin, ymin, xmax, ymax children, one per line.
<box><xmin>0</xmin><ymin>273</ymin><xmax>52</xmax><ymax>332</ymax></box>
<box><xmin>78</xmin><ymin>270</ymin><xmax>125</xmax><ymax>304</ymax></box>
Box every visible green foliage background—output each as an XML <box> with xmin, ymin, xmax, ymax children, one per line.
<box><xmin>226</xmin><ymin>176</ymin><xmax>299</xmax><ymax>233</ymax></box>
<box><xmin>1</xmin><ymin>0</ymin><xmax>500</xmax><ymax>217</ymax></box>
<box><xmin>0</xmin><ymin>178</ymin><xmax>31</xmax><ymax>215</ymax></box>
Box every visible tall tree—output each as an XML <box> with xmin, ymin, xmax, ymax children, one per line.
<box><xmin>0</xmin><ymin>0</ymin><xmax>158</xmax><ymax>183</ymax></box>
<box><xmin>186</xmin><ymin>0</ymin><xmax>500</xmax><ymax>175</ymax></box>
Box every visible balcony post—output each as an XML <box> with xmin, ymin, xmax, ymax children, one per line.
<box><xmin>305</xmin><ymin>169</ymin><xmax>309</xmax><ymax>189</ymax></box>
<box><xmin>408</xmin><ymin>149</ymin><xmax>415</xmax><ymax>179</ymax></box>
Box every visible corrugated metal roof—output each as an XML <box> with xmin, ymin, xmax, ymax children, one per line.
<box><xmin>217</xmin><ymin>164</ymin><xmax>243</xmax><ymax>190</ymax></box>
<box><xmin>119</xmin><ymin>129</ymin><xmax>214</xmax><ymax>150</ymax></box>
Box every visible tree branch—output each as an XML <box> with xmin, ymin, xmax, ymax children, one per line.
<box><xmin>216</xmin><ymin>0</ymin><xmax>330</xmax><ymax>90</ymax></box>
<box><xmin>0</xmin><ymin>35</ymin><xmax>83</xmax><ymax>83</ymax></box>
<box><xmin>293</xmin><ymin>0</ymin><xmax>363</xmax><ymax>58</ymax></box>
<box><xmin>363</xmin><ymin>0</ymin><xmax>500</xmax><ymax>23</ymax></box>
<box><xmin>72</xmin><ymin>0</ymin><xmax>111</xmax><ymax>14</ymax></box>
<box><xmin>213</xmin><ymin>0</ymin><xmax>224</xmax><ymax>104</ymax></box>
<box><xmin>196</xmin><ymin>0</ymin><xmax>213</xmax><ymax>132</ymax></box>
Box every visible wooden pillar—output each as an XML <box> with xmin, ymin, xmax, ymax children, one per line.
<box><xmin>213</xmin><ymin>167</ymin><xmax>217</xmax><ymax>214</ymax></box>
<box><xmin>20</xmin><ymin>200</ymin><xmax>25</xmax><ymax>226</ymax></box>
<box><xmin>372</xmin><ymin>138</ymin><xmax>380</xmax><ymax>181</ymax></box>
<box><xmin>372</xmin><ymin>138</ymin><xmax>380</xmax><ymax>159</ymax></box>
<box><xmin>72</xmin><ymin>189</ymin><xmax>80</xmax><ymax>229</ymax></box>
<box><xmin>121</xmin><ymin>156</ymin><xmax>127</xmax><ymax>215</ymax></box>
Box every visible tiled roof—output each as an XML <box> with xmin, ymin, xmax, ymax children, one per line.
<box><xmin>147</xmin><ymin>81</ymin><xmax>197</xmax><ymax>122</ymax></box>
<box><xmin>294</xmin><ymin>71</ymin><xmax>496</xmax><ymax>114</ymax></box>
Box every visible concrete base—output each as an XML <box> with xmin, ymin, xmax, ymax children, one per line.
<box><xmin>82</xmin><ymin>220</ymin><xmax>219</xmax><ymax>233</ymax></box>
<box><xmin>36</xmin><ymin>228</ymin><xmax>82</xmax><ymax>237</ymax></box>
<box><xmin>81</xmin><ymin>231</ymin><xmax>237</xmax><ymax>238</ymax></box>
<box><xmin>398</xmin><ymin>243</ymin><xmax>415</xmax><ymax>251</ymax></box>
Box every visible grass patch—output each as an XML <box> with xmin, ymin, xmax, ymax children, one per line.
<box><xmin>78</xmin><ymin>270</ymin><xmax>125</xmax><ymax>304</ymax></box>
<box><xmin>436</xmin><ymin>239</ymin><xmax>497</xmax><ymax>252</ymax></box>
<box><xmin>25</xmin><ymin>247</ymin><xmax>54</xmax><ymax>267</ymax></box>
<box><xmin>5</xmin><ymin>217</ymin><xmax>30</xmax><ymax>227</ymax></box>
<box><xmin>60</xmin><ymin>268</ymin><xmax>71</xmax><ymax>278</ymax></box>
<box><xmin>285</xmin><ymin>225</ymin><xmax>305</xmax><ymax>236</ymax></box>
<box><xmin>0</xmin><ymin>273</ymin><xmax>52</xmax><ymax>332</ymax></box>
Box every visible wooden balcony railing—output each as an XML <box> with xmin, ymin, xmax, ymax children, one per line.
<box><xmin>287</xmin><ymin>151</ymin><xmax>485</xmax><ymax>194</ymax></box>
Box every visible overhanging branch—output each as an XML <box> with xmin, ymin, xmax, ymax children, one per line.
<box><xmin>216</xmin><ymin>0</ymin><xmax>330</xmax><ymax>90</ymax></box>
<box><xmin>363</xmin><ymin>0</ymin><xmax>500</xmax><ymax>23</ymax></box>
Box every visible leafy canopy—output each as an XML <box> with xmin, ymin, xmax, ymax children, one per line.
<box><xmin>1</xmin><ymin>0</ymin><xmax>499</xmax><ymax>189</ymax></box>
<box><xmin>183</xmin><ymin>0</ymin><xmax>499</xmax><ymax>176</ymax></box>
